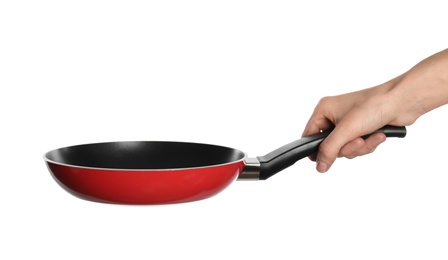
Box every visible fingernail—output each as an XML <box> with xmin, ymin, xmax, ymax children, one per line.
<box><xmin>316</xmin><ymin>161</ymin><xmax>328</xmax><ymax>173</ymax></box>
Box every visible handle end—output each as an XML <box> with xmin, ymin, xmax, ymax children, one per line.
<box><xmin>374</xmin><ymin>125</ymin><xmax>407</xmax><ymax>138</ymax></box>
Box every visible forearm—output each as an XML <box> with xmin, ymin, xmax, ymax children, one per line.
<box><xmin>387</xmin><ymin>49</ymin><xmax>448</xmax><ymax>124</ymax></box>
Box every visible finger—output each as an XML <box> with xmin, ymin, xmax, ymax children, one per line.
<box><xmin>315</xmin><ymin>121</ymin><xmax>367</xmax><ymax>173</ymax></box>
<box><xmin>308</xmin><ymin>153</ymin><xmax>318</xmax><ymax>162</ymax></box>
<box><xmin>302</xmin><ymin>116</ymin><xmax>334</xmax><ymax>162</ymax></box>
<box><xmin>349</xmin><ymin>132</ymin><xmax>386</xmax><ymax>158</ymax></box>
<box><xmin>338</xmin><ymin>137</ymin><xmax>365</xmax><ymax>158</ymax></box>
<box><xmin>315</xmin><ymin>133</ymin><xmax>343</xmax><ymax>173</ymax></box>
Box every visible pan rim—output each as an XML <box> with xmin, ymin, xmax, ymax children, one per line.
<box><xmin>43</xmin><ymin>140</ymin><xmax>248</xmax><ymax>171</ymax></box>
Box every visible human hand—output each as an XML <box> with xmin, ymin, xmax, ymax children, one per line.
<box><xmin>302</xmin><ymin>49</ymin><xmax>448</xmax><ymax>173</ymax></box>
<box><xmin>302</xmin><ymin>85</ymin><xmax>395</xmax><ymax>173</ymax></box>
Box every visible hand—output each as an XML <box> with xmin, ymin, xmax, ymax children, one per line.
<box><xmin>303</xmin><ymin>48</ymin><xmax>448</xmax><ymax>173</ymax></box>
<box><xmin>302</xmin><ymin>85</ymin><xmax>396</xmax><ymax>173</ymax></box>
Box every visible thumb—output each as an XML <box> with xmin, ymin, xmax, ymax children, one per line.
<box><xmin>315</xmin><ymin>138</ymin><xmax>339</xmax><ymax>173</ymax></box>
<box><xmin>315</xmin><ymin>125</ymin><xmax>362</xmax><ymax>173</ymax></box>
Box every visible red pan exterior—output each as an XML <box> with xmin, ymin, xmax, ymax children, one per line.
<box><xmin>46</xmin><ymin>160</ymin><xmax>245</xmax><ymax>205</ymax></box>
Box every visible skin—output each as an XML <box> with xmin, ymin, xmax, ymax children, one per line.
<box><xmin>302</xmin><ymin>48</ymin><xmax>448</xmax><ymax>173</ymax></box>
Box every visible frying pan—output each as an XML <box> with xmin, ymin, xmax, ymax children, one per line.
<box><xmin>44</xmin><ymin>125</ymin><xmax>406</xmax><ymax>205</ymax></box>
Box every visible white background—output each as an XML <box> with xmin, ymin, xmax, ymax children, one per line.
<box><xmin>1</xmin><ymin>1</ymin><xmax>448</xmax><ymax>259</ymax></box>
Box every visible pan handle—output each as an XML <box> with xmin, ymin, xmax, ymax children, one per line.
<box><xmin>241</xmin><ymin>125</ymin><xmax>406</xmax><ymax>180</ymax></box>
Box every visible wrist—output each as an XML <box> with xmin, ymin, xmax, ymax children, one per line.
<box><xmin>386</xmin><ymin>74</ymin><xmax>431</xmax><ymax>125</ymax></box>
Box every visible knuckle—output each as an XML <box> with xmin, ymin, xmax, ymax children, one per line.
<box><xmin>359</xmin><ymin>147</ymin><xmax>376</xmax><ymax>156</ymax></box>
<box><xmin>339</xmin><ymin>147</ymin><xmax>353</xmax><ymax>158</ymax></box>
<box><xmin>346</xmin><ymin>154</ymin><xmax>356</xmax><ymax>159</ymax></box>
<box><xmin>318</xmin><ymin>141</ymin><xmax>331</xmax><ymax>154</ymax></box>
<box><xmin>365</xmin><ymin>143</ymin><xmax>378</xmax><ymax>154</ymax></box>
<box><xmin>317</xmin><ymin>96</ymin><xmax>334</xmax><ymax>108</ymax></box>
<box><xmin>367</xmin><ymin>147</ymin><xmax>376</xmax><ymax>154</ymax></box>
<box><xmin>318</xmin><ymin>141</ymin><xmax>336</xmax><ymax>159</ymax></box>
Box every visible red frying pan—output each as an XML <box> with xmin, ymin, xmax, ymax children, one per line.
<box><xmin>44</xmin><ymin>125</ymin><xmax>406</xmax><ymax>204</ymax></box>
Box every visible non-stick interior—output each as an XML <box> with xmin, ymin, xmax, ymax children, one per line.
<box><xmin>45</xmin><ymin>141</ymin><xmax>245</xmax><ymax>169</ymax></box>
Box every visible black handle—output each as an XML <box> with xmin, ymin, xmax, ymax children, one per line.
<box><xmin>257</xmin><ymin>125</ymin><xmax>406</xmax><ymax>180</ymax></box>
